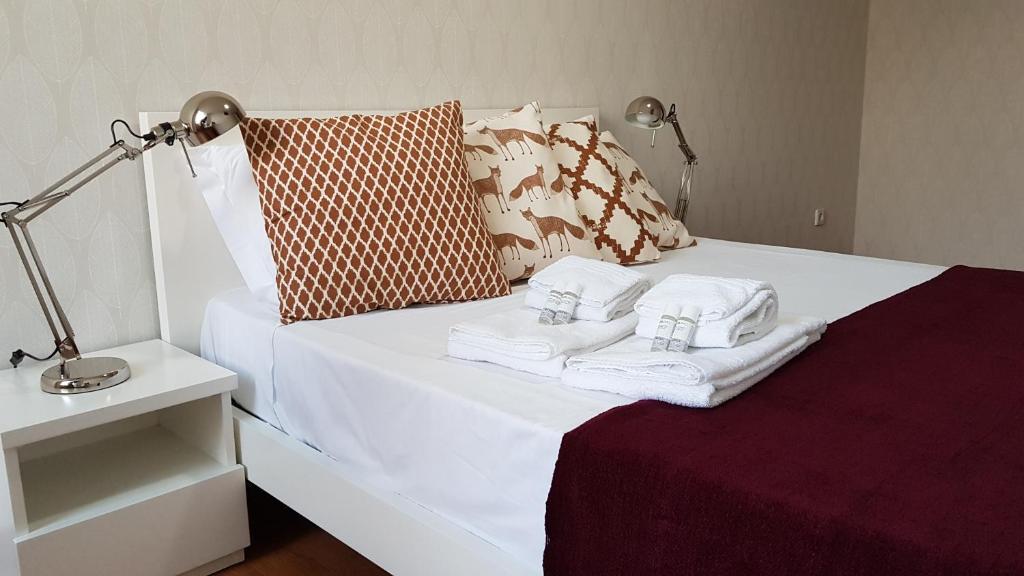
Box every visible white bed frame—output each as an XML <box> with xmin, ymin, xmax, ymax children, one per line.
<box><xmin>142</xmin><ymin>106</ymin><xmax>599</xmax><ymax>576</ymax></box>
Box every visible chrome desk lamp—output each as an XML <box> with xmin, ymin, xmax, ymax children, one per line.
<box><xmin>624</xmin><ymin>96</ymin><xmax>698</xmax><ymax>223</ymax></box>
<box><xmin>1</xmin><ymin>91</ymin><xmax>246</xmax><ymax>394</ymax></box>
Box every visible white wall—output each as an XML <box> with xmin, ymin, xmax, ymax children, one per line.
<box><xmin>856</xmin><ymin>0</ymin><xmax>1024</xmax><ymax>269</ymax></box>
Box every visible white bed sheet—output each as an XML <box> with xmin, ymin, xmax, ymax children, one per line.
<box><xmin>200</xmin><ymin>238</ymin><xmax>944</xmax><ymax>570</ymax></box>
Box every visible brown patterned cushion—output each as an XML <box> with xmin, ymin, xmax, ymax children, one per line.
<box><xmin>240</xmin><ymin>100</ymin><xmax>510</xmax><ymax>323</ymax></box>
<box><xmin>547</xmin><ymin>118</ymin><xmax>661</xmax><ymax>264</ymax></box>
<box><xmin>462</xmin><ymin>103</ymin><xmax>600</xmax><ymax>281</ymax></box>
<box><xmin>599</xmin><ymin>130</ymin><xmax>693</xmax><ymax>249</ymax></box>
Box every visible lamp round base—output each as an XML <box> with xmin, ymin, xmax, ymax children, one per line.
<box><xmin>40</xmin><ymin>357</ymin><xmax>131</xmax><ymax>394</ymax></box>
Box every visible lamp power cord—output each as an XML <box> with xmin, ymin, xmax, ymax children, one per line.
<box><xmin>9</xmin><ymin>346</ymin><xmax>59</xmax><ymax>369</ymax></box>
<box><xmin>109</xmin><ymin>118</ymin><xmax>146</xmax><ymax>146</ymax></box>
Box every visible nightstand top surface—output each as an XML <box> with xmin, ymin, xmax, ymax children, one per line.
<box><xmin>0</xmin><ymin>340</ymin><xmax>236</xmax><ymax>449</ymax></box>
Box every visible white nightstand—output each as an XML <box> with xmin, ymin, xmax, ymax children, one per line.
<box><xmin>0</xmin><ymin>340</ymin><xmax>249</xmax><ymax>576</ymax></box>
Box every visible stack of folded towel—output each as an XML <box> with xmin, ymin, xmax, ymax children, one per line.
<box><xmin>562</xmin><ymin>316</ymin><xmax>827</xmax><ymax>407</ymax></box>
<box><xmin>448</xmin><ymin>261</ymin><xmax>828</xmax><ymax>396</ymax></box>
<box><xmin>448</xmin><ymin>257</ymin><xmax>647</xmax><ymax>377</ymax></box>
<box><xmin>561</xmin><ymin>273</ymin><xmax>827</xmax><ymax>407</ymax></box>
<box><xmin>634</xmin><ymin>274</ymin><xmax>779</xmax><ymax>348</ymax></box>
<box><xmin>524</xmin><ymin>256</ymin><xmax>651</xmax><ymax>321</ymax></box>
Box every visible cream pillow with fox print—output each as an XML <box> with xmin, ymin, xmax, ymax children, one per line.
<box><xmin>547</xmin><ymin>118</ymin><xmax>661</xmax><ymax>265</ymax></box>
<box><xmin>599</xmin><ymin>130</ymin><xmax>693</xmax><ymax>249</ymax></box>
<box><xmin>464</xmin><ymin>103</ymin><xmax>599</xmax><ymax>281</ymax></box>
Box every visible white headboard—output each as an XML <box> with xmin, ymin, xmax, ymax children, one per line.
<box><xmin>142</xmin><ymin>106</ymin><xmax>599</xmax><ymax>354</ymax></box>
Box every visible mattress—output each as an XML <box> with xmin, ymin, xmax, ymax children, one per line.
<box><xmin>200</xmin><ymin>238</ymin><xmax>944</xmax><ymax>570</ymax></box>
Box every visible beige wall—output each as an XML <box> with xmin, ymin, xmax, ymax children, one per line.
<box><xmin>0</xmin><ymin>0</ymin><xmax>870</xmax><ymax>356</ymax></box>
<box><xmin>856</xmin><ymin>0</ymin><xmax>1024</xmax><ymax>269</ymax></box>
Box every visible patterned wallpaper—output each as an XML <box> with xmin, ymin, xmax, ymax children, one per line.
<box><xmin>0</xmin><ymin>0</ymin><xmax>870</xmax><ymax>359</ymax></box>
<box><xmin>856</xmin><ymin>0</ymin><xmax>1024</xmax><ymax>270</ymax></box>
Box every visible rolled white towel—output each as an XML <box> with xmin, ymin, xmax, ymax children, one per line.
<box><xmin>525</xmin><ymin>256</ymin><xmax>651</xmax><ymax>322</ymax></box>
<box><xmin>448</xmin><ymin>309</ymin><xmax>638</xmax><ymax>377</ymax></box>
<box><xmin>563</xmin><ymin>315</ymin><xmax>827</xmax><ymax>408</ymax></box>
<box><xmin>635</xmin><ymin>274</ymin><xmax>779</xmax><ymax>348</ymax></box>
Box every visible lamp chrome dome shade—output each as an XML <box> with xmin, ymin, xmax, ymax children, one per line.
<box><xmin>625</xmin><ymin>96</ymin><xmax>667</xmax><ymax>129</ymax></box>
<box><xmin>179</xmin><ymin>90</ymin><xmax>247</xmax><ymax>146</ymax></box>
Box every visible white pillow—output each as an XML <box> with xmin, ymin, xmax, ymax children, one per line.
<box><xmin>191</xmin><ymin>145</ymin><xmax>278</xmax><ymax>304</ymax></box>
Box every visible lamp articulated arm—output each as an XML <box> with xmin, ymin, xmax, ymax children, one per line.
<box><xmin>665</xmin><ymin>104</ymin><xmax>697</xmax><ymax>166</ymax></box>
<box><xmin>1</xmin><ymin>139</ymin><xmax>159</xmax><ymax>367</ymax></box>
<box><xmin>664</xmin><ymin>104</ymin><xmax>698</xmax><ymax>224</ymax></box>
<box><xmin>662</xmin><ymin>104</ymin><xmax>697</xmax><ymax>223</ymax></box>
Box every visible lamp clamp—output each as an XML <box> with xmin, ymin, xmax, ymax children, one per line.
<box><xmin>146</xmin><ymin>121</ymin><xmax>197</xmax><ymax>177</ymax></box>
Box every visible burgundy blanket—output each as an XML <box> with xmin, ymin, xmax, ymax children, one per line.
<box><xmin>545</xmin><ymin>266</ymin><xmax>1024</xmax><ymax>576</ymax></box>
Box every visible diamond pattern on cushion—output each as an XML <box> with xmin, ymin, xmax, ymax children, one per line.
<box><xmin>548</xmin><ymin>120</ymin><xmax>661</xmax><ymax>264</ymax></box>
<box><xmin>599</xmin><ymin>130</ymin><xmax>693</xmax><ymax>250</ymax></box>
<box><xmin>241</xmin><ymin>100</ymin><xmax>510</xmax><ymax>323</ymax></box>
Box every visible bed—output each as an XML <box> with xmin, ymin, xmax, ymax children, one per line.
<box><xmin>142</xmin><ymin>108</ymin><xmax>946</xmax><ymax>575</ymax></box>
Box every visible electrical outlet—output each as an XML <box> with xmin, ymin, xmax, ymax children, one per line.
<box><xmin>813</xmin><ymin>209</ymin><xmax>826</xmax><ymax>227</ymax></box>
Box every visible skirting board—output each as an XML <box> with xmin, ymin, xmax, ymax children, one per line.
<box><xmin>233</xmin><ymin>408</ymin><xmax>535</xmax><ymax>576</ymax></box>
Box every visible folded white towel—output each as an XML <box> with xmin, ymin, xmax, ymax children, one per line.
<box><xmin>635</xmin><ymin>274</ymin><xmax>779</xmax><ymax>348</ymax></box>
<box><xmin>563</xmin><ymin>316</ymin><xmax>826</xmax><ymax>407</ymax></box>
<box><xmin>448</xmin><ymin>309</ymin><xmax>638</xmax><ymax>377</ymax></box>
<box><xmin>525</xmin><ymin>256</ymin><xmax>651</xmax><ymax>322</ymax></box>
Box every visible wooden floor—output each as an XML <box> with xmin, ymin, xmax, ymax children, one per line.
<box><xmin>217</xmin><ymin>483</ymin><xmax>390</xmax><ymax>576</ymax></box>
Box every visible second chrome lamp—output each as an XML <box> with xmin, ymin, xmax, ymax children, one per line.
<box><xmin>624</xmin><ymin>96</ymin><xmax>698</xmax><ymax>223</ymax></box>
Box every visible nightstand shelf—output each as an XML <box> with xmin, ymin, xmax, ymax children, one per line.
<box><xmin>21</xmin><ymin>426</ymin><xmax>231</xmax><ymax>534</ymax></box>
<box><xmin>0</xmin><ymin>340</ymin><xmax>249</xmax><ymax>576</ymax></box>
